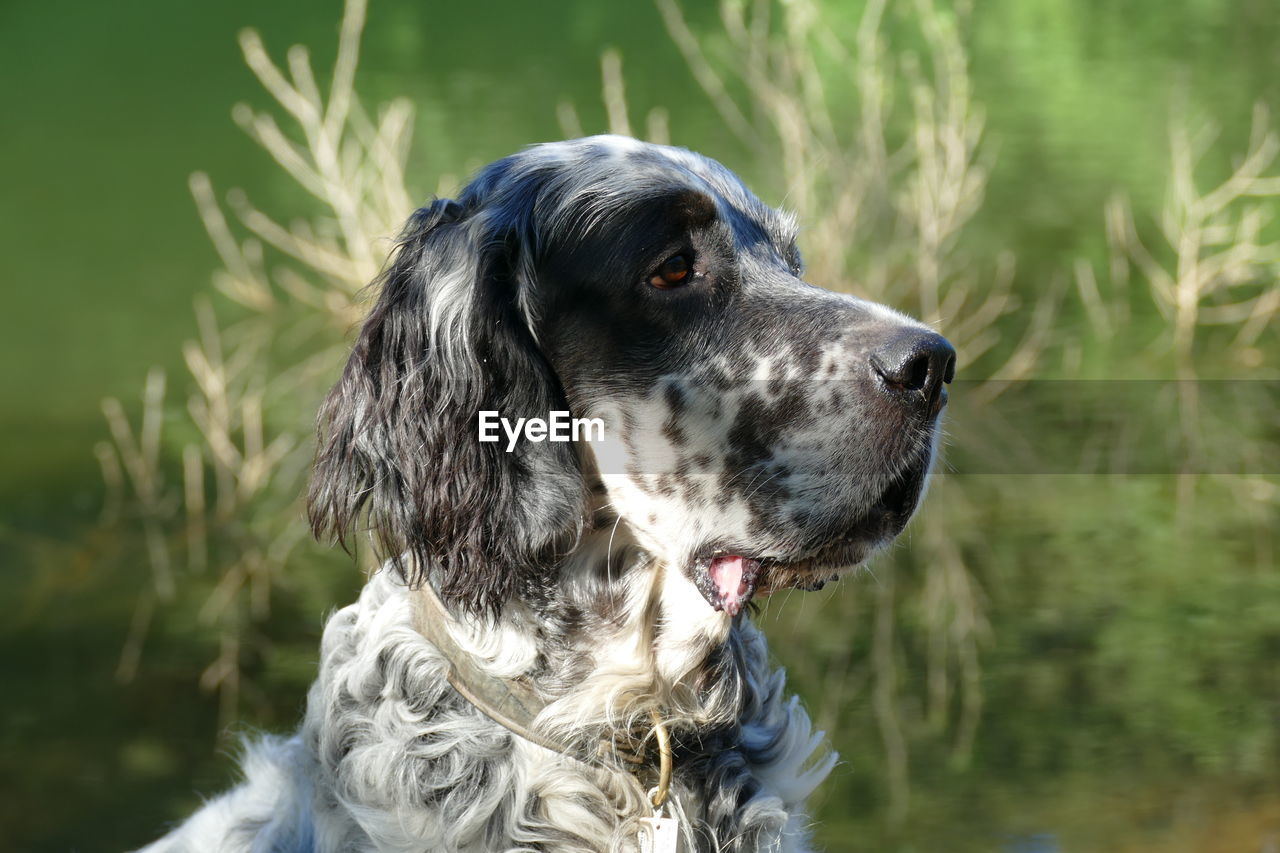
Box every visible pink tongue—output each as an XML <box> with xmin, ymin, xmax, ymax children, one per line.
<box><xmin>709</xmin><ymin>555</ymin><xmax>751</xmax><ymax>614</ymax></box>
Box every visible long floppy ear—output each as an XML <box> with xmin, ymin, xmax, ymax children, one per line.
<box><xmin>308</xmin><ymin>197</ymin><xmax>587</xmax><ymax>618</ymax></box>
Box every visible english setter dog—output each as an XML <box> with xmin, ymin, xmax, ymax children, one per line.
<box><xmin>142</xmin><ymin>136</ymin><xmax>954</xmax><ymax>853</ymax></box>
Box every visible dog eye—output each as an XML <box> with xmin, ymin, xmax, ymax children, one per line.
<box><xmin>649</xmin><ymin>254</ymin><xmax>691</xmax><ymax>289</ymax></box>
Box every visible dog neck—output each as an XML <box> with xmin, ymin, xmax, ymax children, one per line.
<box><xmin>407</xmin><ymin>521</ymin><xmax>747</xmax><ymax>757</ymax></box>
<box><xmin>411</xmin><ymin>571</ymin><xmax>670</xmax><ymax>795</ymax></box>
<box><xmin>301</xmin><ymin>560</ymin><xmax>833</xmax><ymax>851</ymax></box>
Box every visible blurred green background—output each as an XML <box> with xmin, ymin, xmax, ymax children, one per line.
<box><xmin>1</xmin><ymin>0</ymin><xmax>1277</xmax><ymax>850</ymax></box>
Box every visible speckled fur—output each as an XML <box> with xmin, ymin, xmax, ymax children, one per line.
<box><xmin>141</xmin><ymin>568</ymin><xmax>832</xmax><ymax>853</ymax></box>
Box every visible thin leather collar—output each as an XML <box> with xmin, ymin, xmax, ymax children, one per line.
<box><xmin>412</xmin><ymin>577</ymin><xmax>672</xmax><ymax>805</ymax></box>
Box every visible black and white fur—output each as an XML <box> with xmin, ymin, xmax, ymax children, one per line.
<box><xmin>141</xmin><ymin>136</ymin><xmax>955</xmax><ymax>853</ymax></box>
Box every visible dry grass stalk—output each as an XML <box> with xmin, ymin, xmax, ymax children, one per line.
<box><xmin>1080</xmin><ymin>101</ymin><xmax>1280</xmax><ymax>503</ymax></box>
<box><xmin>100</xmin><ymin>368</ymin><xmax>174</xmax><ymax>602</ymax></box>
<box><xmin>99</xmin><ymin>0</ymin><xmax>414</xmax><ymax>718</ymax></box>
<box><xmin>1105</xmin><ymin>103</ymin><xmax>1280</xmax><ymax>364</ymax></box>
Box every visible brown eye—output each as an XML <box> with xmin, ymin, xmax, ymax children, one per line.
<box><xmin>650</xmin><ymin>254</ymin><xmax>691</xmax><ymax>288</ymax></box>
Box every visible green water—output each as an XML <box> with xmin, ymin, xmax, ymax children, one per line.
<box><xmin>2</xmin><ymin>1</ymin><xmax>1277</xmax><ymax>850</ymax></box>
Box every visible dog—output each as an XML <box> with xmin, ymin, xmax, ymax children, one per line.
<box><xmin>141</xmin><ymin>136</ymin><xmax>954</xmax><ymax>852</ymax></box>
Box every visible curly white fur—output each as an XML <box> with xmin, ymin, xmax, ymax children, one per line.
<box><xmin>141</xmin><ymin>563</ymin><xmax>835</xmax><ymax>853</ymax></box>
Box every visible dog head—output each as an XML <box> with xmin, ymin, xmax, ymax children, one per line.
<box><xmin>309</xmin><ymin>136</ymin><xmax>953</xmax><ymax>621</ymax></box>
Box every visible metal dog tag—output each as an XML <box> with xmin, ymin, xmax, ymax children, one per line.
<box><xmin>637</xmin><ymin>814</ymin><xmax>678</xmax><ymax>853</ymax></box>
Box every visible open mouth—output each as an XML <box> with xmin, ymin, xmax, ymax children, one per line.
<box><xmin>695</xmin><ymin>554</ymin><xmax>763</xmax><ymax>617</ymax></box>
<box><xmin>691</xmin><ymin>459</ymin><xmax>929</xmax><ymax>615</ymax></box>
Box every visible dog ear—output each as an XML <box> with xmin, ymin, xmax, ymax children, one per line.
<box><xmin>308</xmin><ymin>196</ymin><xmax>587</xmax><ymax>618</ymax></box>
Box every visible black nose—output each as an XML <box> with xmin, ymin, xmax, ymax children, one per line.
<box><xmin>869</xmin><ymin>329</ymin><xmax>956</xmax><ymax>414</ymax></box>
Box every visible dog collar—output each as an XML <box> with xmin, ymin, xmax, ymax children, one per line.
<box><xmin>413</xmin><ymin>577</ymin><xmax>673</xmax><ymax>807</ymax></box>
